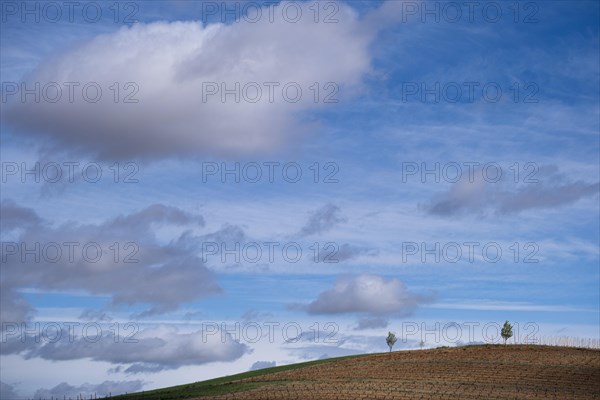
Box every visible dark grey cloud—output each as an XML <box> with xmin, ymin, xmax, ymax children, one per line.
<box><xmin>110</xmin><ymin>204</ymin><xmax>205</xmax><ymax>229</ymax></box>
<box><xmin>200</xmin><ymin>223</ymin><xmax>246</xmax><ymax>244</ymax></box>
<box><xmin>287</xmin><ymin>345</ymin><xmax>361</xmax><ymax>361</ymax></box>
<box><xmin>33</xmin><ymin>380</ymin><xmax>145</xmax><ymax>399</ymax></box>
<box><xmin>310</xmin><ymin>243</ymin><xmax>375</xmax><ymax>263</ymax></box>
<box><xmin>1</xmin><ymin>381</ymin><xmax>22</xmax><ymax>400</ymax></box>
<box><xmin>249</xmin><ymin>361</ymin><xmax>276</xmax><ymax>371</ymax></box>
<box><xmin>0</xmin><ymin>199</ymin><xmax>42</xmax><ymax>231</ymax></box>
<box><xmin>496</xmin><ymin>181</ymin><xmax>600</xmax><ymax>214</ymax></box>
<box><xmin>0</xmin><ymin>287</ymin><xmax>34</xmax><ymax>327</ymax></box>
<box><xmin>122</xmin><ymin>363</ymin><xmax>166</xmax><ymax>374</ymax></box>
<box><xmin>0</xmin><ymin>200</ymin><xmax>220</xmax><ymax>318</ymax></box>
<box><xmin>182</xmin><ymin>310</ymin><xmax>204</xmax><ymax>321</ymax></box>
<box><xmin>6</xmin><ymin>325</ymin><xmax>248</xmax><ymax>372</ymax></box>
<box><xmin>426</xmin><ymin>166</ymin><xmax>599</xmax><ymax>216</ymax></box>
<box><xmin>353</xmin><ymin>317</ymin><xmax>389</xmax><ymax>330</ymax></box>
<box><xmin>287</xmin><ymin>330</ymin><xmax>340</xmax><ymax>345</ymax></box>
<box><xmin>241</xmin><ymin>309</ymin><xmax>274</xmax><ymax>323</ymax></box>
<box><xmin>337</xmin><ymin>244</ymin><xmax>376</xmax><ymax>261</ymax></box>
<box><xmin>297</xmin><ymin>204</ymin><xmax>347</xmax><ymax>237</ymax></box>
<box><xmin>301</xmin><ymin>274</ymin><xmax>433</xmax><ymax>316</ymax></box>
<box><xmin>78</xmin><ymin>309</ymin><xmax>113</xmax><ymax>322</ymax></box>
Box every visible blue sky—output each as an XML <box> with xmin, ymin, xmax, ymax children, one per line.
<box><xmin>1</xmin><ymin>0</ymin><xmax>599</xmax><ymax>398</ymax></box>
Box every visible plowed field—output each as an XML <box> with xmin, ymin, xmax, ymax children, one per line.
<box><xmin>203</xmin><ymin>345</ymin><xmax>600</xmax><ymax>399</ymax></box>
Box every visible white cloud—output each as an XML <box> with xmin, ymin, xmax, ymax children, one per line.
<box><xmin>303</xmin><ymin>274</ymin><xmax>433</xmax><ymax>316</ymax></box>
<box><xmin>5</xmin><ymin>2</ymin><xmax>375</xmax><ymax>160</ymax></box>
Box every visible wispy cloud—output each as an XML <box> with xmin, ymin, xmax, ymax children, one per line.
<box><xmin>426</xmin><ymin>301</ymin><xmax>595</xmax><ymax>313</ymax></box>
<box><xmin>426</xmin><ymin>166</ymin><xmax>599</xmax><ymax>216</ymax></box>
<box><xmin>296</xmin><ymin>203</ymin><xmax>347</xmax><ymax>238</ymax></box>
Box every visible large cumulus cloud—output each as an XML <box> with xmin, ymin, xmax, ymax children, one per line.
<box><xmin>3</xmin><ymin>1</ymin><xmax>375</xmax><ymax>160</ymax></box>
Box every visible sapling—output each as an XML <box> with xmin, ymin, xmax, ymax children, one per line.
<box><xmin>386</xmin><ymin>331</ymin><xmax>397</xmax><ymax>353</ymax></box>
<box><xmin>501</xmin><ymin>321</ymin><xmax>513</xmax><ymax>345</ymax></box>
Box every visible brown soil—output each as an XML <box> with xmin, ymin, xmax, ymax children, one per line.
<box><xmin>203</xmin><ymin>345</ymin><xmax>600</xmax><ymax>399</ymax></box>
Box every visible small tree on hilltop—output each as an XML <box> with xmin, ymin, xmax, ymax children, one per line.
<box><xmin>501</xmin><ymin>321</ymin><xmax>513</xmax><ymax>345</ymax></box>
<box><xmin>386</xmin><ymin>331</ymin><xmax>397</xmax><ymax>354</ymax></box>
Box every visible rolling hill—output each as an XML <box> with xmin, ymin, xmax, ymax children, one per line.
<box><xmin>114</xmin><ymin>345</ymin><xmax>600</xmax><ymax>399</ymax></box>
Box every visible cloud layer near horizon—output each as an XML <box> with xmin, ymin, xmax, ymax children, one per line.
<box><xmin>2</xmin><ymin>322</ymin><xmax>250</xmax><ymax>373</ymax></box>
